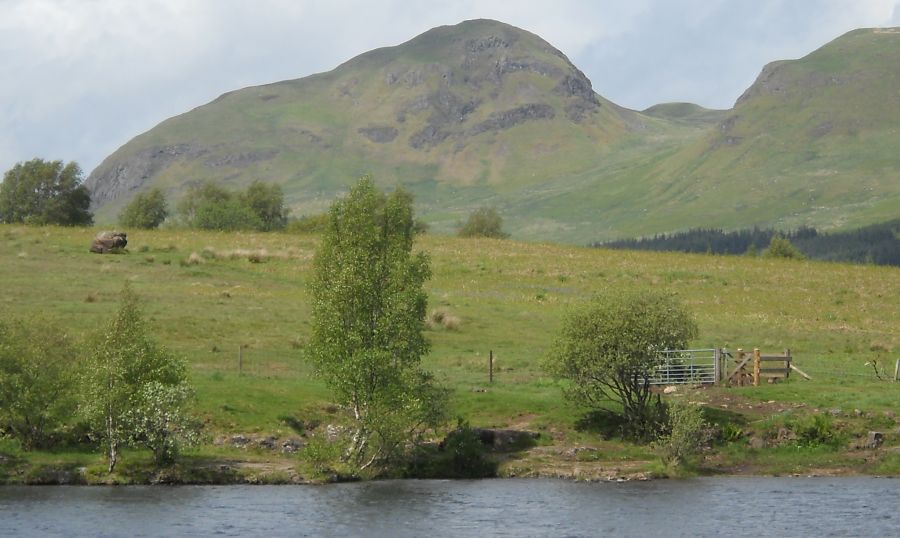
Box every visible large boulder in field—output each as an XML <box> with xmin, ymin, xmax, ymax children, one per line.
<box><xmin>90</xmin><ymin>231</ymin><xmax>127</xmax><ymax>254</ymax></box>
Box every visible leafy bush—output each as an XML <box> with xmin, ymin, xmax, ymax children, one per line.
<box><xmin>764</xmin><ymin>235</ymin><xmax>805</xmax><ymax>260</ymax></box>
<box><xmin>794</xmin><ymin>414</ymin><xmax>841</xmax><ymax>447</ymax></box>
<box><xmin>656</xmin><ymin>402</ymin><xmax>708</xmax><ymax>467</ymax></box>
<box><xmin>458</xmin><ymin>207</ymin><xmax>509</xmax><ymax>239</ymax></box>
<box><xmin>119</xmin><ymin>188</ymin><xmax>168</xmax><ymax>229</ymax></box>
<box><xmin>543</xmin><ymin>289</ymin><xmax>698</xmax><ymax>440</ymax></box>
<box><xmin>407</xmin><ymin>419</ymin><xmax>496</xmax><ymax>478</ymax></box>
<box><xmin>0</xmin><ymin>316</ymin><xmax>80</xmax><ymax>450</ymax></box>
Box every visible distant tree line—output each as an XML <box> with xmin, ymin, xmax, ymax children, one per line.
<box><xmin>596</xmin><ymin>220</ymin><xmax>900</xmax><ymax>266</ymax></box>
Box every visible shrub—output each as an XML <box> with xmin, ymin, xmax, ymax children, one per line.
<box><xmin>764</xmin><ymin>235</ymin><xmax>805</xmax><ymax>260</ymax></box>
<box><xmin>458</xmin><ymin>207</ymin><xmax>509</xmax><ymax>239</ymax></box>
<box><xmin>408</xmin><ymin>419</ymin><xmax>496</xmax><ymax>478</ymax></box>
<box><xmin>0</xmin><ymin>316</ymin><xmax>80</xmax><ymax>450</ymax></box>
<box><xmin>119</xmin><ymin>188</ymin><xmax>168</xmax><ymax>229</ymax></box>
<box><xmin>656</xmin><ymin>402</ymin><xmax>708</xmax><ymax>467</ymax></box>
<box><xmin>543</xmin><ymin>289</ymin><xmax>698</xmax><ymax>440</ymax></box>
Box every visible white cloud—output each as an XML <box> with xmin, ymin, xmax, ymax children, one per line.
<box><xmin>0</xmin><ymin>0</ymin><xmax>898</xmax><ymax>174</ymax></box>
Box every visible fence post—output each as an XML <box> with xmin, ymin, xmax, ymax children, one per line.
<box><xmin>489</xmin><ymin>350</ymin><xmax>494</xmax><ymax>384</ymax></box>
<box><xmin>753</xmin><ymin>348</ymin><xmax>761</xmax><ymax>386</ymax></box>
<box><xmin>714</xmin><ymin>348</ymin><xmax>722</xmax><ymax>384</ymax></box>
<box><xmin>894</xmin><ymin>359</ymin><xmax>899</xmax><ymax>382</ymax></box>
<box><xmin>785</xmin><ymin>348</ymin><xmax>791</xmax><ymax>379</ymax></box>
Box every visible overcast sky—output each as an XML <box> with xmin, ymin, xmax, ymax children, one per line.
<box><xmin>2</xmin><ymin>0</ymin><xmax>898</xmax><ymax>175</ymax></box>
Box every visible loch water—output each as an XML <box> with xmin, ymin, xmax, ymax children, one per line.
<box><xmin>1</xmin><ymin>477</ymin><xmax>898</xmax><ymax>537</ymax></box>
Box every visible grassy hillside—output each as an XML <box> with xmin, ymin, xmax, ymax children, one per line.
<box><xmin>85</xmin><ymin>23</ymin><xmax>900</xmax><ymax>245</ymax></box>
<box><xmin>633</xmin><ymin>28</ymin><xmax>900</xmax><ymax>233</ymax></box>
<box><xmin>86</xmin><ymin>19</ymin><xmax>659</xmax><ymax>233</ymax></box>
<box><xmin>1</xmin><ymin>225</ymin><xmax>898</xmax><ymax>480</ymax></box>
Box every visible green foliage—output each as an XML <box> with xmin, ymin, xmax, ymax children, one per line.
<box><xmin>124</xmin><ymin>382</ymin><xmax>199</xmax><ymax>465</ymax></box>
<box><xmin>307</xmin><ymin>176</ymin><xmax>447</xmax><ymax>473</ymax></box>
<box><xmin>80</xmin><ymin>284</ymin><xmax>196</xmax><ymax>471</ymax></box>
<box><xmin>543</xmin><ymin>289</ymin><xmax>698</xmax><ymax>439</ymax></box>
<box><xmin>656</xmin><ymin>402</ymin><xmax>708</xmax><ymax>467</ymax></box>
<box><xmin>176</xmin><ymin>180</ymin><xmax>288</xmax><ymax>231</ymax></box>
<box><xmin>458</xmin><ymin>207</ymin><xmax>509</xmax><ymax>239</ymax></box>
<box><xmin>118</xmin><ymin>188</ymin><xmax>168</xmax><ymax>229</ymax></box>
<box><xmin>764</xmin><ymin>235</ymin><xmax>805</xmax><ymax>260</ymax></box>
<box><xmin>193</xmin><ymin>197</ymin><xmax>262</xmax><ymax>231</ymax></box>
<box><xmin>0</xmin><ymin>158</ymin><xmax>92</xmax><ymax>225</ymax></box>
<box><xmin>285</xmin><ymin>213</ymin><xmax>330</xmax><ymax>234</ymax></box>
<box><xmin>0</xmin><ymin>316</ymin><xmax>79</xmax><ymax>450</ymax></box>
<box><xmin>793</xmin><ymin>414</ymin><xmax>841</xmax><ymax>448</ymax></box>
<box><xmin>408</xmin><ymin>419</ymin><xmax>496</xmax><ymax>478</ymax></box>
<box><xmin>241</xmin><ymin>180</ymin><xmax>289</xmax><ymax>231</ymax></box>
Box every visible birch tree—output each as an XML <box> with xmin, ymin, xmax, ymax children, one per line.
<box><xmin>81</xmin><ymin>284</ymin><xmax>194</xmax><ymax>472</ymax></box>
<box><xmin>307</xmin><ymin>177</ymin><xmax>446</xmax><ymax>472</ymax></box>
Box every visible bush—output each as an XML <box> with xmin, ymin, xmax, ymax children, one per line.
<box><xmin>407</xmin><ymin>419</ymin><xmax>496</xmax><ymax>478</ymax></box>
<box><xmin>0</xmin><ymin>316</ymin><xmax>80</xmax><ymax>450</ymax></box>
<box><xmin>656</xmin><ymin>402</ymin><xmax>708</xmax><ymax>467</ymax></box>
<box><xmin>543</xmin><ymin>289</ymin><xmax>698</xmax><ymax>440</ymax></box>
<box><xmin>764</xmin><ymin>235</ymin><xmax>805</xmax><ymax>260</ymax></box>
<box><xmin>458</xmin><ymin>207</ymin><xmax>509</xmax><ymax>239</ymax></box>
<box><xmin>119</xmin><ymin>188</ymin><xmax>168</xmax><ymax>229</ymax></box>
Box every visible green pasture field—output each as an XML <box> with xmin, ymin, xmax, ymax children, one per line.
<box><xmin>1</xmin><ymin>224</ymin><xmax>897</xmax><ymax>481</ymax></box>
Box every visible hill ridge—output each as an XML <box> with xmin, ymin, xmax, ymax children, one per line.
<box><xmin>86</xmin><ymin>22</ymin><xmax>900</xmax><ymax>244</ymax></box>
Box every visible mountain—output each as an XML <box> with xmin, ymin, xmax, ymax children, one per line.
<box><xmin>635</xmin><ymin>27</ymin><xmax>900</xmax><ymax>233</ymax></box>
<box><xmin>86</xmin><ymin>19</ymin><xmax>657</xmax><ymax>226</ymax></box>
<box><xmin>86</xmin><ymin>22</ymin><xmax>900</xmax><ymax>243</ymax></box>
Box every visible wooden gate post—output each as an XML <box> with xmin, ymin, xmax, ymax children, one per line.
<box><xmin>752</xmin><ymin>348</ymin><xmax>761</xmax><ymax>386</ymax></box>
<box><xmin>715</xmin><ymin>348</ymin><xmax>722</xmax><ymax>383</ymax></box>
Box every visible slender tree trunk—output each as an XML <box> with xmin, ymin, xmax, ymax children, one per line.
<box><xmin>106</xmin><ymin>410</ymin><xmax>118</xmax><ymax>473</ymax></box>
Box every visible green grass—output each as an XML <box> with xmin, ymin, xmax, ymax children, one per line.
<box><xmin>1</xmin><ymin>224</ymin><xmax>898</xmax><ymax>480</ymax></box>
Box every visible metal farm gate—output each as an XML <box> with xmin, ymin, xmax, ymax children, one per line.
<box><xmin>649</xmin><ymin>348</ymin><xmax>723</xmax><ymax>386</ymax></box>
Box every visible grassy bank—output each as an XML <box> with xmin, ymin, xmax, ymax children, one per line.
<box><xmin>1</xmin><ymin>225</ymin><xmax>898</xmax><ymax>483</ymax></box>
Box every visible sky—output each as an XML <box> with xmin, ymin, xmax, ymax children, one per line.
<box><xmin>1</xmin><ymin>0</ymin><xmax>898</xmax><ymax>176</ymax></box>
